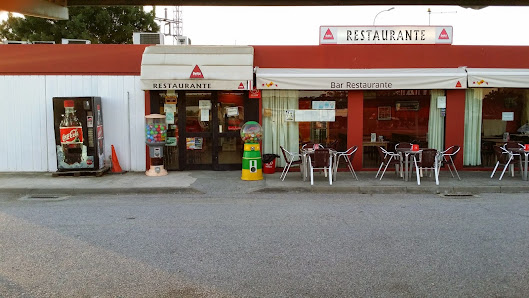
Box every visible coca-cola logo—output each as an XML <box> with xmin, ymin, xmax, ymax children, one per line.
<box><xmin>60</xmin><ymin>127</ymin><xmax>83</xmax><ymax>144</ymax></box>
<box><xmin>62</xmin><ymin>129</ymin><xmax>79</xmax><ymax>142</ymax></box>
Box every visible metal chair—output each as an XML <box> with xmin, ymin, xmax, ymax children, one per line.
<box><xmin>491</xmin><ymin>145</ymin><xmax>522</xmax><ymax>180</ymax></box>
<box><xmin>440</xmin><ymin>145</ymin><xmax>461</xmax><ymax>180</ymax></box>
<box><xmin>279</xmin><ymin>146</ymin><xmax>302</xmax><ymax>181</ymax></box>
<box><xmin>375</xmin><ymin>146</ymin><xmax>400</xmax><ymax>180</ymax></box>
<box><xmin>308</xmin><ymin>149</ymin><xmax>333</xmax><ymax>185</ymax></box>
<box><xmin>411</xmin><ymin>149</ymin><xmax>440</xmax><ymax>185</ymax></box>
<box><xmin>333</xmin><ymin>145</ymin><xmax>358</xmax><ymax>181</ymax></box>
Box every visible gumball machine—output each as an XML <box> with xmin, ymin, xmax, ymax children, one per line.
<box><xmin>145</xmin><ymin>114</ymin><xmax>168</xmax><ymax>176</ymax></box>
<box><xmin>241</xmin><ymin>121</ymin><xmax>263</xmax><ymax>181</ymax></box>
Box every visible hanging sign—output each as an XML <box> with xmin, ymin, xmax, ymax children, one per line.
<box><xmin>320</xmin><ymin>26</ymin><xmax>453</xmax><ymax>45</ymax></box>
<box><xmin>249</xmin><ymin>88</ymin><xmax>262</xmax><ymax>99</ymax></box>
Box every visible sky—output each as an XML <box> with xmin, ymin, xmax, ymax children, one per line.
<box><xmin>154</xmin><ymin>5</ymin><xmax>529</xmax><ymax>46</ymax></box>
<box><xmin>2</xmin><ymin>5</ymin><xmax>529</xmax><ymax>46</ymax></box>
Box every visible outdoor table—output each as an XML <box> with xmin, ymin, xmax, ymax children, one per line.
<box><xmin>509</xmin><ymin>148</ymin><xmax>529</xmax><ymax>181</ymax></box>
<box><xmin>396</xmin><ymin>149</ymin><xmax>422</xmax><ymax>183</ymax></box>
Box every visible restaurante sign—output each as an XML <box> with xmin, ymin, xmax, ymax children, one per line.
<box><xmin>320</xmin><ymin>26</ymin><xmax>452</xmax><ymax>45</ymax></box>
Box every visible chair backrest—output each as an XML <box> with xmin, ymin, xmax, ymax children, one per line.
<box><xmin>377</xmin><ymin>146</ymin><xmax>387</xmax><ymax>160</ymax></box>
<box><xmin>395</xmin><ymin>142</ymin><xmax>412</xmax><ymax>151</ymax></box>
<box><xmin>312</xmin><ymin>149</ymin><xmax>330</xmax><ymax>168</ymax></box>
<box><xmin>302</xmin><ymin>143</ymin><xmax>324</xmax><ymax>150</ymax></box>
<box><xmin>280</xmin><ymin>146</ymin><xmax>292</xmax><ymax>163</ymax></box>
<box><xmin>504</xmin><ymin>141</ymin><xmax>522</xmax><ymax>149</ymax></box>
<box><xmin>420</xmin><ymin>149</ymin><xmax>438</xmax><ymax>167</ymax></box>
<box><xmin>342</xmin><ymin>145</ymin><xmax>358</xmax><ymax>156</ymax></box>
<box><xmin>493</xmin><ymin>145</ymin><xmax>510</xmax><ymax>164</ymax></box>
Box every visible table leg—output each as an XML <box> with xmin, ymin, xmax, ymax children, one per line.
<box><xmin>523</xmin><ymin>152</ymin><xmax>529</xmax><ymax>181</ymax></box>
<box><xmin>434</xmin><ymin>155</ymin><xmax>440</xmax><ymax>186</ymax></box>
<box><xmin>329</xmin><ymin>155</ymin><xmax>333</xmax><ymax>185</ymax></box>
<box><xmin>405</xmin><ymin>153</ymin><xmax>409</xmax><ymax>182</ymax></box>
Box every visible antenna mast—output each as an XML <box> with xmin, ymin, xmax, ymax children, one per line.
<box><xmin>154</xmin><ymin>6</ymin><xmax>183</xmax><ymax>45</ymax></box>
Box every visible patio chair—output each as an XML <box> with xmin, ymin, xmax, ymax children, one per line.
<box><xmin>440</xmin><ymin>145</ymin><xmax>461</xmax><ymax>180</ymax></box>
<box><xmin>333</xmin><ymin>145</ymin><xmax>358</xmax><ymax>181</ymax></box>
<box><xmin>308</xmin><ymin>149</ymin><xmax>333</xmax><ymax>185</ymax></box>
<box><xmin>490</xmin><ymin>145</ymin><xmax>522</xmax><ymax>180</ymax></box>
<box><xmin>279</xmin><ymin>146</ymin><xmax>303</xmax><ymax>181</ymax></box>
<box><xmin>375</xmin><ymin>146</ymin><xmax>400</xmax><ymax>180</ymax></box>
<box><xmin>411</xmin><ymin>149</ymin><xmax>440</xmax><ymax>185</ymax></box>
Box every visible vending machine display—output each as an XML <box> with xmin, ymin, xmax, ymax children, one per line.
<box><xmin>53</xmin><ymin>97</ymin><xmax>105</xmax><ymax>171</ymax></box>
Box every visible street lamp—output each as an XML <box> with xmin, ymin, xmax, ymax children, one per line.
<box><xmin>373</xmin><ymin>7</ymin><xmax>394</xmax><ymax>26</ymax></box>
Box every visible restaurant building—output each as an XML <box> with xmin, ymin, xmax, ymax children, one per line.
<box><xmin>1</xmin><ymin>30</ymin><xmax>529</xmax><ymax>172</ymax></box>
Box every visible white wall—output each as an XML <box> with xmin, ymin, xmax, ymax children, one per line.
<box><xmin>0</xmin><ymin>75</ymin><xmax>146</xmax><ymax>172</ymax></box>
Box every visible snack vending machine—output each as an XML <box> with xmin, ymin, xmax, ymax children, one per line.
<box><xmin>53</xmin><ymin>97</ymin><xmax>105</xmax><ymax>171</ymax></box>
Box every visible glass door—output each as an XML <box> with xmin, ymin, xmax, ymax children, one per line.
<box><xmin>179</xmin><ymin>92</ymin><xmax>215</xmax><ymax>170</ymax></box>
<box><xmin>216</xmin><ymin>92</ymin><xmax>245</xmax><ymax>170</ymax></box>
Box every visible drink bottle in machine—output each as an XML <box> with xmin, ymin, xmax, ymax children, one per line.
<box><xmin>53</xmin><ymin>97</ymin><xmax>105</xmax><ymax>171</ymax></box>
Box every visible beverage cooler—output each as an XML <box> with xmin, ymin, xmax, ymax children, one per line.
<box><xmin>53</xmin><ymin>97</ymin><xmax>105</xmax><ymax>171</ymax></box>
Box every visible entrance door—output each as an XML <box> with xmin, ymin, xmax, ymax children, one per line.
<box><xmin>178</xmin><ymin>91</ymin><xmax>245</xmax><ymax>170</ymax></box>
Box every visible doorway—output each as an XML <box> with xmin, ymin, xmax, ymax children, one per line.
<box><xmin>150</xmin><ymin>90</ymin><xmax>257</xmax><ymax>171</ymax></box>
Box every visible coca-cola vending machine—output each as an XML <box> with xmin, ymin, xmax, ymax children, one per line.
<box><xmin>53</xmin><ymin>97</ymin><xmax>105</xmax><ymax>171</ymax></box>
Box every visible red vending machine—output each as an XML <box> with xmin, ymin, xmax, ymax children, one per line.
<box><xmin>53</xmin><ymin>97</ymin><xmax>105</xmax><ymax>171</ymax></box>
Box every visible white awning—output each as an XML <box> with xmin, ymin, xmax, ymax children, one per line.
<box><xmin>140</xmin><ymin>45</ymin><xmax>254</xmax><ymax>90</ymax></box>
<box><xmin>467</xmin><ymin>68</ymin><xmax>529</xmax><ymax>88</ymax></box>
<box><xmin>256</xmin><ymin>68</ymin><xmax>467</xmax><ymax>90</ymax></box>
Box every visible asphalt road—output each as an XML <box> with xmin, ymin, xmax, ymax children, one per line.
<box><xmin>1</xmin><ymin>192</ymin><xmax>528</xmax><ymax>297</ymax></box>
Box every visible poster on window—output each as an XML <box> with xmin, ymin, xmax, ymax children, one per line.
<box><xmin>378</xmin><ymin>106</ymin><xmax>391</xmax><ymax>120</ymax></box>
<box><xmin>285</xmin><ymin>110</ymin><xmax>295</xmax><ymax>121</ymax></box>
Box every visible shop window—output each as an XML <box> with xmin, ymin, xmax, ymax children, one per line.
<box><xmin>363</xmin><ymin>90</ymin><xmax>431</xmax><ymax>168</ymax></box>
<box><xmin>479</xmin><ymin>88</ymin><xmax>529</xmax><ymax>167</ymax></box>
<box><xmin>298</xmin><ymin>91</ymin><xmax>348</xmax><ymax>152</ymax></box>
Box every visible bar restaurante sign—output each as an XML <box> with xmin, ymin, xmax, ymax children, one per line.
<box><xmin>320</xmin><ymin>26</ymin><xmax>453</xmax><ymax>45</ymax></box>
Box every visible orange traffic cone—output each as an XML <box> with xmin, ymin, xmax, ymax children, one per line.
<box><xmin>111</xmin><ymin>145</ymin><xmax>123</xmax><ymax>173</ymax></box>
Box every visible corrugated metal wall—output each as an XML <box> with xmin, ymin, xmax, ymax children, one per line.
<box><xmin>0</xmin><ymin>75</ymin><xmax>146</xmax><ymax>172</ymax></box>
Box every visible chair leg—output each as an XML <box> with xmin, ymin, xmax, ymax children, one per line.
<box><xmin>380</xmin><ymin>156</ymin><xmax>393</xmax><ymax>180</ymax></box>
<box><xmin>491</xmin><ymin>162</ymin><xmax>500</xmax><ymax>178</ymax></box>
<box><xmin>346</xmin><ymin>157</ymin><xmax>358</xmax><ymax>180</ymax></box>
<box><xmin>499</xmin><ymin>158</ymin><xmax>513</xmax><ymax>180</ymax></box>
<box><xmin>375</xmin><ymin>161</ymin><xmax>385</xmax><ymax>178</ymax></box>
<box><xmin>281</xmin><ymin>161</ymin><xmax>293</xmax><ymax>181</ymax></box>
<box><xmin>414</xmin><ymin>156</ymin><xmax>421</xmax><ymax>185</ymax></box>
<box><xmin>310</xmin><ymin>166</ymin><xmax>314</xmax><ymax>185</ymax></box>
<box><xmin>449</xmin><ymin>157</ymin><xmax>461</xmax><ymax>180</ymax></box>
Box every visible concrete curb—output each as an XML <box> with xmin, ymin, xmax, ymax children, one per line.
<box><xmin>0</xmin><ymin>187</ymin><xmax>204</xmax><ymax>196</ymax></box>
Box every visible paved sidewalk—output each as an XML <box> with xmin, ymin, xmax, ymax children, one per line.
<box><xmin>0</xmin><ymin>169</ymin><xmax>528</xmax><ymax>195</ymax></box>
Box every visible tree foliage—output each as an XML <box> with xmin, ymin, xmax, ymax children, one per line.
<box><xmin>0</xmin><ymin>6</ymin><xmax>159</xmax><ymax>44</ymax></box>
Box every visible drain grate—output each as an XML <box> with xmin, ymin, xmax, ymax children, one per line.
<box><xmin>19</xmin><ymin>194</ymin><xmax>70</xmax><ymax>201</ymax></box>
<box><xmin>439</xmin><ymin>193</ymin><xmax>478</xmax><ymax>198</ymax></box>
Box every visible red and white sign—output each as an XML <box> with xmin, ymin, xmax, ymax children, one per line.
<box><xmin>97</xmin><ymin>125</ymin><xmax>104</xmax><ymax>140</ymax></box>
<box><xmin>60</xmin><ymin>126</ymin><xmax>83</xmax><ymax>144</ymax></box>
<box><xmin>438</xmin><ymin>28</ymin><xmax>450</xmax><ymax>40</ymax></box>
<box><xmin>238</xmin><ymin>82</ymin><xmax>245</xmax><ymax>89</ymax></box>
<box><xmin>249</xmin><ymin>88</ymin><xmax>261</xmax><ymax>99</ymax></box>
<box><xmin>323</xmin><ymin>28</ymin><xmax>334</xmax><ymax>40</ymax></box>
<box><xmin>319</xmin><ymin>26</ymin><xmax>452</xmax><ymax>45</ymax></box>
<box><xmin>190</xmin><ymin>65</ymin><xmax>204</xmax><ymax>78</ymax></box>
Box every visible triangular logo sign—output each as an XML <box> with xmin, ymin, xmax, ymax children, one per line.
<box><xmin>439</xmin><ymin>29</ymin><xmax>449</xmax><ymax>40</ymax></box>
<box><xmin>190</xmin><ymin>65</ymin><xmax>204</xmax><ymax>78</ymax></box>
<box><xmin>455</xmin><ymin>81</ymin><xmax>462</xmax><ymax>88</ymax></box>
<box><xmin>238</xmin><ymin>82</ymin><xmax>245</xmax><ymax>89</ymax></box>
<box><xmin>323</xmin><ymin>28</ymin><xmax>334</xmax><ymax>40</ymax></box>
